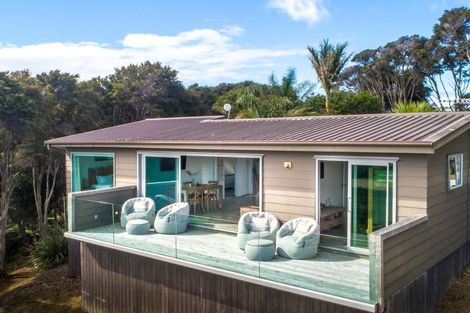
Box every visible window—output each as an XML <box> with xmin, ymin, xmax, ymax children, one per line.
<box><xmin>72</xmin><ymin>153</ymin><xmax>114</xmax><ymax>192</ymax></box>
<box><xmin>448</xmin><ymin>153</ymin><xmax>463</xmax><ymax>190</ymax></box>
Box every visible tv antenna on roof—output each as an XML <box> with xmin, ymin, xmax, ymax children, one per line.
<box><xmin>223</xmin><ymin>103</ymin><xmax>232</xmax><ymax>119</ymax></box>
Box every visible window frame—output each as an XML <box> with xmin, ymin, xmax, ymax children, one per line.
<box><xmin>70</xmin><ymin>152</ymin><xmax>116</xmax><ymax>193</ymax></box>
<box><xmin>447</xmin><ymin>153</ymin><xmax>464</xmax><ymax>191</ymax></box>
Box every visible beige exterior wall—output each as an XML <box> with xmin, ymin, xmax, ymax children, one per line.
<box><xmin>376</xmin><ymin>131</ymin><xmax>470</xmax><ymax>300</ymax></box>
<box><xmin>262</xmin><ymin>151</ymin><xmax>428</xmax><ymax>222</ymax></box>
<box><xmin>262</xmin><ymin>152</ymin><xmax>316</xmax><ymax>222</ymax></box>
<box><xmin>66</xmin><ymin>147</ymin><xmax>429</xmax><ymax>224</ymax></box>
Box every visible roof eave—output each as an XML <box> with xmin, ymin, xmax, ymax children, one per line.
<box><xmin>46</xmin><ymin>140</ymin><xmax>435</xmax><ymax>154</ymax></box>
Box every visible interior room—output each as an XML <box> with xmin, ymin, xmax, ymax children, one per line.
<box><xmin>318</xmin><ymin>161</ymin><xmax>348</xmax><ymax>247</ymax></box>
<box><xmin>181</xmin><ymin>156</ymin><xmax>260</xmax><ymax>226</ymax></box>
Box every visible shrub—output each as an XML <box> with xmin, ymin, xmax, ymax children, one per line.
<box><xmin>6</xmin><ymin>225</ymin><xmax>22</xmax><ymax>261</ymax></box>
<box><xmin>29</xmin><ymin>225</ymin><xmax>68</xmax><ymax>271</ymax></box>
<box><xmin>331</xmin><ymin>91</ymin><xmax>383</xmax><ymax>115</ymax></box>
<box><xmin>392</xmin><ymin>101</ymin><xmax>436</xmax><ymax>113</ymax></box>
<box><xmin>304</xmin><ymin>91</ymin><xmax>383</xmax><ymax>115</ymax></box>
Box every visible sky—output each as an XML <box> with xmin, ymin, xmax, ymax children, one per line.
<box><xmin>0</xmin><ymin>0</ymin><xmax>468</xmax><ymax>86</ymax></box>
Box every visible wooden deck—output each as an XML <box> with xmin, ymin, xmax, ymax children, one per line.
<box><xmin>74</xmin><ymin>225</ymin><xmax>371</xmax><ymax>303</ymax></box>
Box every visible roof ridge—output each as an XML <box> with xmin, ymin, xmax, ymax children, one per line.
<box><xmin>201</xmin><ymin>112</ymin><xmax>470</xmax><ymax>123</ymax></box>
<box><xmin>145</xmin><ymin>115</ymin><xmax>224</xmax><ymax>121</ymax></box>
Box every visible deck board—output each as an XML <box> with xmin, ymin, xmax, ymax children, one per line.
<box><xmin>75</xmin><ymin>225</ymin><xmax>371</xmax><ymax>303</ymax></box>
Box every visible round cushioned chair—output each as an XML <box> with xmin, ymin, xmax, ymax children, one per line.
<box><xmin>237</xmin><ymin>212</ymin><xmax>280</xmax><ymax>250</ymax></box>
<box><xmin>154</xmin><ymin>202</ymin><xmax>190</xmax><ymax>234</ymax></box>
<box><xmin>276</xmin><ymin>217</ymin><xmax>320</xmax><ymax>260</ymax></box>
<box><xmin>120</xmin><ymin>197</ymin><xmax>156</xmax><ymax>228</ymax></box>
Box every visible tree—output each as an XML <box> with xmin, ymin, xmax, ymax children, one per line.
<box><xmin>343</xmin><ymin>36</ymin><xmax>429</xmax><ymax>111</ymax></box>
<box><xmin>0</xmin><ymin>72</ymin><xmax>34</xmax><ymax>278</ymax></box>
<box><xmin>307</xmin><ymin>40</ymin><xmax>351</xmax><ymax>114</ymax></box>
<box><xmin>213</xmin><ymin>69</ymin><xmax>314</xmax><ymax>118</ymax></box>
<box><xmin>428</xmin><ymin>7</ymin><xmax>470</xmax><ymax>109</ymax></box>
<box><xmin>108</xmin><ymin>61</ymin><xmax>188</xmax><ymax>124</ymax></box>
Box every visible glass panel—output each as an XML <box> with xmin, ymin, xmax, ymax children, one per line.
<box><xmin>448</xmin><ymin>154</ymin><xmax>463</xmax><ymax>189</ymax></box>
<box><xmin>69</xmin><ymin>198</ymin><xmax>117</xmax><ymax>244</ymax></box>
<box><xmin>181</xmin><ymin>156</ymin><xmax>260</xmax><ymax>233</ymax></box>
<box><xmin>351</xmin><ymin>165</ymin><xmax>388</xmax><ymax>249</ymax></box>
<box><xmin>175</xmin><ymin>213</ymin><xmax>260</xmax><ymax>278</ymax></box>
<box><xmin>72</xmin><ymin>154</ymin><xmax>114</xmax><ymax>192</ymax></box>
<box><xmin>388</xmin><ymin>163</ymin><xmax>394</xmax><ymax>226</ymax></box>
<box><xmin>145</xmin><ymin>156</ymin><xmax>179</xmax><ymax>210</ymax></box>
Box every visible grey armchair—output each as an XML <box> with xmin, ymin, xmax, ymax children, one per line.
<box><xmin>237</xmin><ymin>212</ymin><xmax>280</xmax><ymax>250</ymax></box>
<box><xmin>120</xmin><ymin>197</ymin><xmax>156</xmax><ymax>228</ymax></box>
<box><xmin>154</xmin><ymin>202</ymin><xmax>190</xmax><ymax>234</ymax></box>
<box><xmin>276</xmin><ymin>217</ymin><xmax>320</xmax><ymax>260</ymax></box>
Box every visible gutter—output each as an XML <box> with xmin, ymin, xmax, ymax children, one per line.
<box><xmin>65</xmin><ymin>232</ymin><xmax>377</xmax><ymax>312</ymax></box>
<box><xmin>45</xmin><ymin>141</ymin><xmax>435</xmax><ymax>155</ymax></box>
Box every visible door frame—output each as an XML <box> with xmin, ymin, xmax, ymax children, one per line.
<box><xmin>137</xmin><ymin>151</ymin><xmax>264</xmax><ymax>212</ymax></box>
<box><xmin>139</xmin><ymin>152</ymin><xmax>182</xmax><ymax>203</ymax></box>
<box><xmin>314</xmin><ymin>155</ymin><xmax>398</xmax><ymax>252</ymax></box>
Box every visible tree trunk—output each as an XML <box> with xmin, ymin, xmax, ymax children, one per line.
<box><xmin>0</xmin><ymin>216</ymin><xmax>7</xmax><ymax>279</ymax></box>
<box><xmin>325</xmin><ymin>89</ymin><xmax>331</xmax><ymax>114</ymax></box>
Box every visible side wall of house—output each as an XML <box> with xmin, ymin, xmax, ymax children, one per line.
<box><xmin>374</xmin><ymin>131</ymin><xmax>470</xmax><ymax>312</ymax></box>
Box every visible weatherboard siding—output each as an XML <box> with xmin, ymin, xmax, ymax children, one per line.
<box><xmin>66</xmin><ymin>147</ymin><xmax>428</xmax><ymax>223</ymax></box>
<box><xmin>263</xmin><ymin>152</ymin><xmax>316</xmax><ymax>221</ymax></box>
<box><xmin>376</xmin><ymin>131</ymin><xmax>470</xmax><ymax>302</ymax></box>
<box><xmin>425</xmin><ymin>131</ymin><xmax>470</xmax><ymax>267</ymax></box>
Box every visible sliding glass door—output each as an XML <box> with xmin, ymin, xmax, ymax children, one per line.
<box><xmin>143</xmin><ymin>156</ymin><xmax>180</xmax><ymax>210</ymax></box>
<box><xmin>349</xmin><ymin>161</ymin><xmax>394</xmax><ymax>249</ymax></box>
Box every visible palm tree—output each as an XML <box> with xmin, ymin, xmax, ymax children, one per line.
<box><xmin>307</xmin><ymin>40</ymin><xmax>351</xmax><ymax>114</ymax></box>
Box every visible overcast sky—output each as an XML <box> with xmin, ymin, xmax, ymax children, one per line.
<box><xmin>0</xmin><ymin>0</ymin><xmax>468</xmax><ymax>86</ymax></box>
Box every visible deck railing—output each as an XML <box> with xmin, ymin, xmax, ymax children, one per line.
<box><xmin>369</xmin><ymin>215</ymin><xmax>428</xmax><ymax>308</ymax></box>
<box><xmin>67</xmin><ymin>186</ymin><xmax>137</xmax><ymax>231</ymax></box>
<box><xmin>66</xmin><ymin>193</ymin><xmax>375</xmax><ymax>311</ymax></box>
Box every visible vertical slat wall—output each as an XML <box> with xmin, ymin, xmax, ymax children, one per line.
<box><xmin>80</xmin><ymin>242</ymin><xmax>368</xmax><ymax>313</ymax></box>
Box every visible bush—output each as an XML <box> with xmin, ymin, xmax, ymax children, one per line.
<box><xmin>29</xmin><ymin>225</ymin><xmax>68</xmax><ymax>271</ymax></box>
<box><xmin>331</xmin><ymin>91</ymin><xmax>383</xmax><ymax>115</ymax></box>
<box><xmin>392</xmin><ymin>101</ymin><xmax>436</xmax><ymax>113</ymax></box>
<box><xmin>303</xmin><ymin>91</ymin><xmax>383</xmax><ymax>115</ymax></box>
<box><xmin>6</xmin><ymin>225</ymin><xmax>22</xmax><ymax>261</ymax></box>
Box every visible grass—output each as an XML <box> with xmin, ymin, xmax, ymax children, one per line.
<box><xmin>0</xmin><ymin>257</ymin><xmax>83</xmax><ymax>313</ymax></box>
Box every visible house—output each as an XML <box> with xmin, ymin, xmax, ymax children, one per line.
<box><xmin>46</xmin><ymin>112</ymin><xmax>470</xmax><ymax>313</ymax></box>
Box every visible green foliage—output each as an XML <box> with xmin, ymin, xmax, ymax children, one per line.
<box><xmin>29</xmin><ymin>225</ymin><xmax>68</xmax><ymax>271</ymax></box>
<box><xmin>213</xmin><ymin>69</ymin><xmax>314</xmax><ymax>118</ymax></box>
<box><xmin>307</xmin><ymin>40</ymin><xmax>351</xmax><ymax>113</ymax></box>
<box><xmin>391</xmin><ymin>101</ymin><xmax>437</xmax><ymax>113</ymax></box>
<box><xmin>330</xmin><ymin>91</ymin><xmax>383</xmax><ymax>115</ymax></box>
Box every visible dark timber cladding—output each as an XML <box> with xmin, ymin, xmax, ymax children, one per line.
<box><xmin>80</xmin><ymin>242</ymin><xmax>368</xmax><ymax>313</ymax></box>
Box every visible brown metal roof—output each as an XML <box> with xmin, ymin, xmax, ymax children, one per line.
<box><xmin>46</xmin><ymin>112</ymin><xmax>470</xmax><ymax>149</ymax></box>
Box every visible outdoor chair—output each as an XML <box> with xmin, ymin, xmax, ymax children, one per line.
<box><xmin>276</xmin><ymin>217</ymin><xmax>320</xmax><ymax>260</ymax></box>
<box><xmin>154</xmin><ymin>202</ymin><xmax>190</xmax><ymax>234</ymax></box>
<box><xmin>120</xmin><ymin>197</ymin><xmax>156</xmax><ymax>228</ymax></box>
<box><xmin>237</xmin><ymin>212</ymin><xmax>280</xmax><ymax>250</ymax></box>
